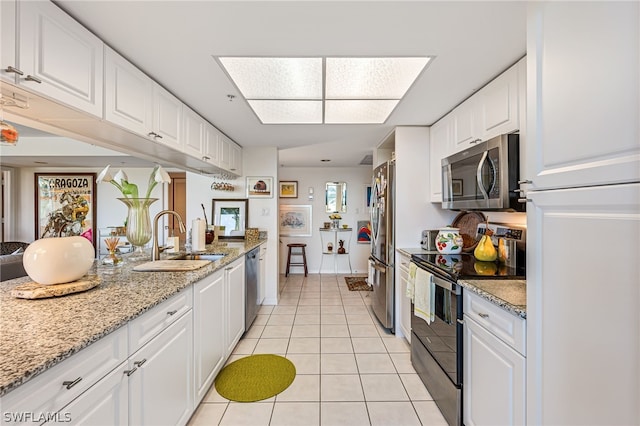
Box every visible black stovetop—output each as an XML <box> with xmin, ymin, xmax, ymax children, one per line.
<box><xmin>411</xmin><ymin>252</ymin><xmax>525</xmax><ymax>282</ymax></box>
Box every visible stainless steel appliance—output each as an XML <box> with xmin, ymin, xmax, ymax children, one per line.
<box><xmin>410</xmin><ymin>230</ymin><xmax>525</xmax><ymax>426</ymax></box>
<box><xmin>442</xmin><ymin>134</ymin><xmax>524</xmax><ymax>211</ymax></box>
<box><xmin>420</xmin><ymin>229</ymin><xmax>439</xmax><ymax>251</ymax></box>
<box><xmin>368</xmin><ymin>160</ymin><xmax>395</xmax><ymax>332</ymax></box>
<box><xmin>244</xmin><ymin>247</ymin><xmax>260</xmax><ymax>332</ymax></box>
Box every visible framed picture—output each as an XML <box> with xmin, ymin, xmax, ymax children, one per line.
<box><xmin>357</xmin><ymin>220</ymin><xmax>372</xmax><ymax>244</ymax></box>
<box><xmin>365</xmin><ymin>184</ymin><xmax>372</xmax><ymax>208</ymax></box>
<box><xmin>279</xmin><ymin>180</ymin><xmax>298</xmax><ymax>198</ymax></box>
<box><xmin>452</xmin><ymin>179</ymin><xmax>463</xmax><ymax>196</ymax></box>
<box><xmin>279</xmin><ymin>205</ymin><xmax>312</xmax><ymax>237</ymax></box>
<box><xmin>246</xmin><ymin>176</ymin><xmax>273</xmax><ymax>198</ymax></box>
<box><xmin>35</xmin><ymin>173</ymin><xmax>97</xmax><ymax>250</ymax></box>
<box><xmin>211</xmin><ymin>198</ymin><xmax>249</xmax><ymax>238</ymax></box>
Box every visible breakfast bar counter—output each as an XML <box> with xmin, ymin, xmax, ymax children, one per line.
<box><xmin>0</xmin><ymin>239</ymin><xmax>264</xmax><ymax>397</ymax></box>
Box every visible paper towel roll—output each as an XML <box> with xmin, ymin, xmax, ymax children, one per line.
<box><xmin>191</xmin><ymin>219</ymin><xmax>206</xmax><ymax>252</ymax></box>
<box><xmin>166</xmin><ymin>236</ymin><xmax>179</xmax><ymax>253</ymax></box>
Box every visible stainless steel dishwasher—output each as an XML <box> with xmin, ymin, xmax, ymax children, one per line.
<box><xmin>244</xmin><ymin>247</ymin><xmax>260</xmax><ymax>331</ymax></box>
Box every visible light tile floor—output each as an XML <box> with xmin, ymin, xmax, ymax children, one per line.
<box><xmin>188</xmin><ymin>274</ymin><xmax>448</xmax><ymax>426</ymax></box>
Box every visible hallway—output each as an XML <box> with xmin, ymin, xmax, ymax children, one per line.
<box><xmin>188</xmin><ymin>273</ymin><xmax>447</xmax><ymax>425</ymax></box>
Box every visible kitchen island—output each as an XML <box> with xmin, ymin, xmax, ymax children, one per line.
<box><xmin>0</xmin><ymin>239</ymin><xmax>264</xmax><ymax>398</ymax></box>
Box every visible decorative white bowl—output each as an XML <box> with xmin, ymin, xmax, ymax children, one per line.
<box><xmin>436</xmin><ymin>227</ymin><xmax>464</xmax><ymax>254</ymax></box>
<box><xmin>23</xmin><ymin>236</ymin><xmax>95</xmax><ymax>285</ymax></box>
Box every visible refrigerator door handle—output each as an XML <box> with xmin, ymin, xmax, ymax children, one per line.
<box><xmin>368</xmin><ymin>257</ymin><xmax>386</xmax><ymax>272</ymax></box>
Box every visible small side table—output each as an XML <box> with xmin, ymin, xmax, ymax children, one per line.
<box><xmin>319</xmin><ymin>228</ymin><xmax>352</xmax><ymax>275</ymax></box>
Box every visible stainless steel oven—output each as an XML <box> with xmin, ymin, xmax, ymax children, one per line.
<box><xmin>409</xmin><ymin>262</ymin><xmax>463</xmax><ymax>426</ymax></box>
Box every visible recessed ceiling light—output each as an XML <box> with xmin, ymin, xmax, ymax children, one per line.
<box><xmin>216</xmin><ymin>56</ymin><xmax>432</xmax><ymax>124</ymax></box>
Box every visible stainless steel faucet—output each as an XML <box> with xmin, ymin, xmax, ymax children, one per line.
<box><xmin>151</xmin><ymin>210</ymin><xmax>186</xmax><ymax>261</ymax></box>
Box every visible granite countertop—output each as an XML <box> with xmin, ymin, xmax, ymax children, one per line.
<box><xmin>458</xmin><ymin>278</ymin><xmax>526</xmax><ymax>319</ymax></box>
<box><xmin>397</xmin><ymin>247</ymin><xmax>526</xmax><ymax>319</ymax></box>
<box><xmin>0</xmin><ymin>239</ymin><xmax>265</xmax><ymax>397</ymax></box>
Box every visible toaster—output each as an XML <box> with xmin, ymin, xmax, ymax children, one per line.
<box><xmin>420</xmin><ymin>230</ymin><xmax>439</xmax><ymax>251</ymax></box>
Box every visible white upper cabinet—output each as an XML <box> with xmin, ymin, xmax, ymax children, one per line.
<box><xmin>218</xmin><ymin>134</ymin><xmax>232</xmax><ymax>171</ymax></box>
<box><xmin>526</xmin><ymin>2</ymin><xmax>639</xmax><ymax>190</ymax></box>
<box><xmin>203</xmin><ymin>124</ymin><xmax>220</xmax><ymax>167</ymax></box>
<box><xmin>2</xmin><ymin>0</ymin><xmax>104</xmax><ymax>117</ymax></box>
<box><xmin>152</xmin><ymin>83</ymin><xmax>182</xmax><ymax>150</ymax></box>
<box><xmin>105</xmin><ymin>47</ymin><xmax>153</xmax><ymax>135</ymax></box>
<box><xmin>429</xmin><ymin>116</ymin><xmax>451</xmax><ymax>202</ymax></box>
<box><xmin>229</xmin><ymin>142</ymin><xmax>243</xmax><ymax>175</ymax></box>
<box><xmin>182</xmin><ymin>106</ymin><xmax>204</xmax><ymax>159</ymax></box>
<box><xmin>451</xmin><ymin>60</ymin><xmax>521</xmax><ymax>152</ymax></box>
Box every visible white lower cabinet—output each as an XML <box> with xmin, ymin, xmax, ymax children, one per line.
<box><xmin>193</xmin><ymin>269</ymin><xmax>225</xmax><ymax>404</ymax></box>
<box><xmin>128</xmin><ymin>311</ymin><xmax>193</xmax><ymax>426</ymax></box>
<box><xmin>463</xmin><ymin>291</ymin><xmax>526</xmax><ymax>426</ymax></box>
<box><xmin>225</xmin><ymin>257</ymin><xmax>245</xmax><ymax>354</ymax></box>
<box><xmin>258</xmin><ymin>246</ymin><xmax>267</xmax><ymax>305</ymax></box>
<box><xmin>395</xmin><ymin>251</ymin><xmax>412</xmax><ymax>341</ymax></box>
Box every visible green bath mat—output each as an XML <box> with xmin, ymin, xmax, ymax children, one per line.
<box><xmin>214</xmin><ymin>354</ymin><xmax>296</xmax><ymax>402</ymax></box>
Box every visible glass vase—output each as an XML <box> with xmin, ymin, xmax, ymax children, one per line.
<box><xmin>119</xmin><ymin>198</ymin><xmax>158</xmax><ymax>259</ymax></box>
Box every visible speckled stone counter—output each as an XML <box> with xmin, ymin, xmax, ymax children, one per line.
<box><xmin>0</xmin><ymin>239</ymin><xmax>264</xmax><ymax>397</ymax></box>
<box><xmin>458</xmin><ymin>278</ymin><xmax>526</xmax><ymax>319</ymax></box>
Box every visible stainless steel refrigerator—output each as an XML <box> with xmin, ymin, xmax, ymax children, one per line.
<box><xmin>368</xmin><ymin>160</ymin><xmax>395</xmax><ymax>332</ymax></box>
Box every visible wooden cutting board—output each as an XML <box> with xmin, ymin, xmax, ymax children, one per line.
<box><xmin>133</xmin><ymin>260</ymin><xmax>211</xmax><ymax>272</ymax></box>
<box><xmin>12</xmin><ymin>275</ymin><xmax>101</xmax><ymax>299</ymax></box>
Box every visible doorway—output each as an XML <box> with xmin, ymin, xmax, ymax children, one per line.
<box><xmin>168</xmin><ymin>172</ymin><xmax>187</xmax><ymax>245</ymax></box>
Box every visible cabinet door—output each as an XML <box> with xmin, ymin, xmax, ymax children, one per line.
<box><xmin>105</xmin><ymin>47</ymin><xmax>153</xmax><ymax>135</ymax></box>
<box><xmin>396</xmin><ymin>252</ymin><xmax>411</xmax><ymax>341</ymax></box>
<box><xmin>225</xmin><ymin>258</ymin><xmax>245</xmax><ymax>354</ymax></box>
<box><xmin>53</xmin><ymin>362</ymin><xmax>128</xmax><ymax>426</ymax></box>
<box><xmin>0</xmin><ymin>0</ymin><xmax>16</xmax><ymax>83</ymax></box>
<box><xmin>452</xmin><ymin>100</ymin><xmax>478</xmax><ymax>150</ymax></box>
<box><xmin>526</xmin><ymin>183</ymin><xmax>640</xmax><ymax>426</ymax></box>
<box><xmin>218</xmin><ymin>134</ymin><xmax>232</xmax><ymax>171</ymax></box>
<box><xmin>476</xmin><ymin>62</ymin><xmax>519</xmax><ymax>141</ymax></box>
<box><xmin>526</xmin><ymin>2</ymin><xmax>639</xmax><ymax>190</ymax></box>
<box><xmin>203</xmin><ymin>125</ymin><xmax>220</xmax><ymax>167</ymax></box>
<box><xmin>182</xmin><ymin>107</ymin><xmax>204</xmax><ymax>158</ymax></box>
<box><xmin>18</xmin><ymin>1</ymin><xmax>104</xmax><ymax>117</ymax></box>
<box><xmin>258</xmin><ymin>247</ymin><xmax>266</xmax><ymax>305</ymax></box>
<box><xmin>193</xmin><ymin>270</ymin><xmax>225</xmax><ymax>404</ymax></box>
<box><xmin>152</xmin><ymin>83</ymin><xmax>182</xmax><ymax>150</ymax></box>
<box><xmin>129</xmin><ymin>311</ymin><xmax>193</xmax><ymax>426</ymax></box>
<box><xmin>464</xmin><ymin>315</ymin><xmax>525</xmax><ymax>426</ymax></box>
<box><xmin>429</xmin><ymin>117</ymin><xmax>450</xmax><ymax>202</ymax></box>
<box><xmin>229</xmin><ymin>142</ymin><xmax>242</xmax><ymax>175</ymax></box>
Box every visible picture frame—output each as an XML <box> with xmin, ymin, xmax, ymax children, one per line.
<box><xmin>211</xmin><ymin>198</ymin><xmax>249</xmax><ymax>238</ymax></box>
<box><xmin>452</xmin><ymin>179</ymin><xmax>463</xmax><ymax>196</ymax></box>
<box><xmin>279</xmin><ymin>180</ymin><xmax>298</xmax><ymax>198</ymax></box>
<box><xmin>34</xmin><ymin>173</ymin><xmax>97</xmax><ymax>250</ymax></box>
<box><xmin>279</xmin><ymin>204</ymin><xmax>312</xmax><ymax>237</ymax></box>
<box><xmin>246</xmin><ymin>176</ymin><xmax>274</xmax><ymax>198</ymax></box>
<box><xmin>357</xmin><ymin>220</ymin><xmax>372</xmax><ymax>244</ymax></box>
<box><xmin>365</xmin><ymin>184</ymin><xmax>372</xmax><ymax>208</ymax></box>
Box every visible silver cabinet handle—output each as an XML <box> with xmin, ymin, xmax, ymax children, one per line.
<box><xmin>155</xmin><ymin>133</ymin><xmax>163</xmax><ymax>139</ymax></box>
<box><xmin>62</xmin><ymin>377</ymin><xmax>82</xmax><ymax>389</ymax></box>
<box><xmin>518</xmin><ymin>198</ymin><xmax>532</xmax><ymax>203</ymax></box>
<box><xmin>134</xmin><ymin>358</ymin><xmax>147</xmax><ymax>367</ymax></box>
<box><xmin>148</xmin><ymin>131</ymin><xmax>158</xmax><ymax>138</ymax></box>
<box><xmin>5</xmin><ymin>66</ymin><xmax>23</xmax><ymax>75</ymax></box>
<box><xmin>478</xmin><ymin>312</ymin><xmax>490</xmax><ymax>318</ymax></box>
<box><xmin>518</xmin><ymin>179</ymin><xmax>533</xmax><ymax>185</ymax></box>
<box><xmin>470</xmin><ymin>138</ymin><xmax>482</xmax><ymax>144</ymax></box>
<box><xmin>167</xmin><ymin>310</ymin><xmax>178</xmax><ymax>316</ymax></box>
<box><xmin>124</xmin><ymin>367</ymin><xmax>137</xmax><ymax>376</ymax></box>
<box><xmin>24</xmin><ymin>74</ymin><xmax>42</xmax><ymax>84</ymax></box>
<box><xmin>202</xmin><ymin>156</ymin><xmax>210</xmax><ymax>161</ymax></box>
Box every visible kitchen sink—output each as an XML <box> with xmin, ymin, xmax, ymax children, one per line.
<box><xmin>170</xmin><ymin>253</ymin><xmax>226</xmax><ymax>262</ymax></box>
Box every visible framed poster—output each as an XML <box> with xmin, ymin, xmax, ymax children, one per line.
<box><xmin>35</xmin><ymin>173</ymin><xmax>97</xmax><ymax>249</ymax></box>
<box><xmin>365</xmin><ymin>184</ymin><xmax>372</xmax><ymax>208</ymax></box>
<box><xmin>357</xmin><ymin>220</ymin><xmax>372</xmax><ymax>244</ymax></box>
<box><xmin>279</xmin><ymin>180</ymin><xmax>298</xmax><ymax>198</ymax></box>
<box><xmin>452</xmin><ymin>179</ymin><xmax>463</xmax><ymax>196</ymax></box>
<box><xmin>279</xmin><ymin>205</ymin><xmax>312</xmax><ymax>237</ymax></box>
<box><xmin>211</xmin><ymin>198</ymin><xmax>248</xmax><ymax>238</ymax></box>
<box><xmin>246</xmin><ymin>176</ymin><xmax>274</xmax><ymax>198</ymax></box>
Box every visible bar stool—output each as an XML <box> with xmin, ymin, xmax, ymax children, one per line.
<box><xmin>285</xmin><ymin>243</ymin><xmax>308</xmax><ymax>277</ymax></box>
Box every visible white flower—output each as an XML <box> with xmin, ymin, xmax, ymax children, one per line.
<box><xmin>97</xmin><ymin>164</ymin><xmax>171</xmax><ymax>199</ymax></box>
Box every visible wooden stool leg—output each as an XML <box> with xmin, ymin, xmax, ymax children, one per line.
<box><xmin>286</xmin><ymin>247</ymin><xmax>292</xmax><ymax>277</ymax></box>
<box><xmin>301</xmin><ymin>247</ymin><xmax>308</xmax><ymax>277</ymax></box>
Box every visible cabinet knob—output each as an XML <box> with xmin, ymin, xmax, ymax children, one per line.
<box><xmin>24</xmin><ymin>74</ymin><xmax>42</xmax><ymax>84</ymax></box>
<box><xmin>5</xmin><ymin>66</ymin><xmax>23</xmax><ymax>76</ymax></box>
<box><xmin>62</xmin><ymin>377</ymin><xmax>82</xmax><ymax>389</ymax></box>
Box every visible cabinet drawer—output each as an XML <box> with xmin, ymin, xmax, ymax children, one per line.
<box><xmin>1</xmin><ymin>326</ymin><xmax>127</xmax><ymax>425</ymax></box>
<box><xmin>463</xmin><ymin>290</ymin><xmax>525</xmax><ymax>355</ymax></box>
<box><xmin>128</xmin><ymin>289</ymin><xmax>193</xmax><ymax>354</ymax></box>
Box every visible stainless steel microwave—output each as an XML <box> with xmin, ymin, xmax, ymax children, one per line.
<box><xmin>441</xmin><ymin>133</ymin><xmax>524</xmax><ymax>211</ymax></box>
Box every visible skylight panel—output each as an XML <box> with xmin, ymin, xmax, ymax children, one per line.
<box><xmin>325</xmin><ymin>100</ymin><xmax>399</xmax><ymax>124</ymax></box>
<box><xmin>248</xmin><ymin>100</ymin><xmax>323</xmax><ymax>124</ymax></box>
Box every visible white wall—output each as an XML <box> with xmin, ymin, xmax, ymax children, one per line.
<box><xmin>278</xmin><ymin>166</ymin><xmax>372</xmax><ymax>275</ymax></box>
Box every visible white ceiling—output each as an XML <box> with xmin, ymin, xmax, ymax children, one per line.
<box><xmin>8</xmin><ymin>1</ymin><xmax>527</xmax><ymax>168</ymax></box>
